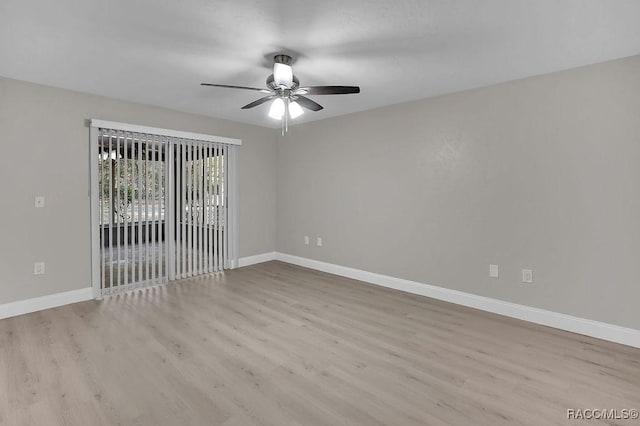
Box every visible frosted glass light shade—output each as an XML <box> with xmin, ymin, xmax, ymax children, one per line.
<box><xmin>268</xmin><ymin>98</ymin><xmax>285</xmax><ymax>119</ymax></box>
<box><xmin>289</xmin><ymin>101</ymin><xmax>304</xmax><ymax>119</ymax></box>
<box><xmin>273</xmin><ymin>63</ymin><xmax>293</xmax><ymax>87</ymax></box>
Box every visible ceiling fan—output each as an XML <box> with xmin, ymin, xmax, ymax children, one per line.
<box><xmin>201</xmin><ymin>54</ymin><xmax>360</xmax><ymax>134</ymax></box>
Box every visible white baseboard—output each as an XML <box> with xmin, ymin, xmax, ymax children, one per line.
<box><xmin>6</xmin><ymin>253</ymin><xmax>635</xmax><ymax>348</ymax></box>
<box><xmin>0</xmin><ymin>288</ymin><xmax>93</xmax><ymax>320</ymax></box>
<box><xmin>238</xmin><ymin>252</ymin><xmax>277</xmax><ymax>267</ymax></box>
<box><xmin>275</xmin><ymin>252</ymin><xmax>640</xmax><ymax>349</ymax></box>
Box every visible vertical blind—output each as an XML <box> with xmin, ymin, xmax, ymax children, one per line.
<box><xmin>174</xmin><ymin>139</ymin><xmax>229</xmax><ymax>279</ymax></box>
<box><xmin>90</xmin><ymin>121</ymin><xmax>239</xmax><ymax>297</ymax></box>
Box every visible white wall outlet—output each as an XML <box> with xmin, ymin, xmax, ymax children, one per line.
<box><xmin>489</xmin><ymin>264</ymin><xmax>499</xmax><ymax>278</ymax></box>
<box><xmin>304</xmin><ymin>235</ymin><xmax>310</xmax><ymax>245</ymax></box>
<box><xmin>316</xmin><ymin>237</ymin><xmax>323</xmax><ymax>247</ymax></box>
<box><xmin>33</xmin><ymin>262</ymin><xmax>46</xmax><ymax>275</ymax></box>
<box><xmin>35</xmin><ymin>196</ymin><xmax>45</xmax><ymax>208</ymax></box>
<box><xmin>522</xmin><ymin>269</ymin><xmax>533</xmax><ymax>283</ymax></box>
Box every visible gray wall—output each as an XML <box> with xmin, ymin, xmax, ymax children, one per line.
<box><xmin>277</xmin><ymin>55</ymin><xmax>640</xmax><ymax>330</ymax></box>
<box><xmin>3</xmin><ymin>55</ymin><xmax>639</xmax><ymax>330</ymax></box>
<box><xmin>0</xmin><ymin>76</ymin><xmax>277</xmax><ymax>304</ymax></box>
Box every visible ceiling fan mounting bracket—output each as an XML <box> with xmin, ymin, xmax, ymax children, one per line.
<box><xmin>273</xmin><ymin>54</ymin><xmax>293</xmax><ymax>65</ymax></box>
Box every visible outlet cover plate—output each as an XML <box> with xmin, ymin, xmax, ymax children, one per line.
<box><xmin>489</xmin><ymin>264</ymin><xmax>499</xmax><ymax>278</ymax></box>
<box><xmin>33</xmin><ymin>262</ymin><xmax>45</xmax><ymax>275</ymax></box>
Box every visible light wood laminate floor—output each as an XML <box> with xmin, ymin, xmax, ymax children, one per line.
<box><xmin>1</xmin><ymin>261</ymin><xmax>639</xmax><ymax>425</ymax></box>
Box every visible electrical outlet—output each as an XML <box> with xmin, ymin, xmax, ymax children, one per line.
<box><xmin>522</xmin><ymin>269</ymin><xmax>533</xmax><ymax>283</ymax></box>
<box><xmin>304</xmin><ymin>236</ymin><xmax>309</xmax><ymax>245</ymax></box>
<box><xmin>35</xmin><ymin>196</ymin><xmax>45</xmax><ymax>208</ymax></box>
<box><xmin>33</xmin><ymin>262</ymin><xmax>45</xmax><ymax>275</ymax></box>
<box><xmin>489</xmin><ymin>264</ymin><xmax>499</xmax><ymax>278</ymax></box>
<box><xmin>316</xmin><ymin>237</ymin><xmax>323</xmax><ymax>247</ymax></box>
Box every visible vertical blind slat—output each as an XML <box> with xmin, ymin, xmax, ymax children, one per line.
<box><xmin>108</xmin><ymin>133</ymin><xmax>114</xmax><ymax>294</ymax></box>
<box><xmin>152</xmin><ymin>135</ymin><xmax>158</xmax><ymax>286</ymax></box>
<box><xmin>195</xmin><ymin>142</ymin><xmax>200</xmax><ymax>274</ymax></box>
<box><xmin>158</xmin><ymin>137</ymin><xmax>163</xmax><ymax>282</ymax></box>
<box><xmin>181</xmin><ymin>140</ymin><xmax>187</xmax><ymax>278</ymax></box>
<box><xmin>123</xmin><ymin>133</ymin><xmax>130</xmax><ymax>290</ymax></box>
<box><xmin>175</xmin><ymin>142</ymin><xmax>180</xmax><ymax>279</ymax></box>
<box><xmin>213</xmin><ymin>144</ymin><xmax>218</xmax><ymax>272</ymax></box>
<box><xmin>169</xmin><ymin>139</ymin><xmax>175</xmax><ymax>281</ymax></box>
<box><xmin>144</xmin><ymin>137</ymin><xmax>150</xmax><ymax>283</ymax></box>
<box><xmin>205</xmin><ymin>144</ymin><xmax>210</xmax><ymax>274</ymax></box>
<box><xmin>160</xmin><ymin>137</ymin><xmax>166</xmax><ymax>283</ymax></box>
<box><xmin>191</xmin><ymin>143</ymin><xmax>197</xmax><ymax>275</ymax></box>
<box><xmin>116</xmin><ymin>133</ymin><xmax>122</xmax><ymax>291</ymax></box>
<box><xmin>198</xmin><ymin>143</ymin><xmax>205</xmax><ymax>274</ymax></box>
<box><xmin>210</xmin><ymin>143</ymin><xmax>214</xmax><ymax>273</ymax></box>
<box><xmin>216</xmin><ymin>143</ymin><xmax>220</xmax><ymax>271</ymax></box>
<box><xmin>130</xmin><ymin>135</ymin><xmax>136</xmax><ymax>287</ymax></box>
<box><xmin>174</xmin><ymin>143</ymin><xmax>180</xmax><ymax>279</ymax></box>
<box><xmin>137</xmin><ymin>136</ymin><xmax>143</xmax><ymax>287</ymax></box>
<box><xmin>186</xmin><ymin>141</ymin><xmax>191</xmax><ymax>277</ymax></box>
<box><xmin>223</xmin><ymin>144</ymin><xmax>228</xmax><ymax>269</ymax></box>
<box><xmin>192</xmin><ymin>143</ymin><xmax>197</xmax><ymax>276</ymax></box>
<box><xmin>162</xmin><ymin>138</ymin><xmax>167</xmax><ymax>281</ymax></box>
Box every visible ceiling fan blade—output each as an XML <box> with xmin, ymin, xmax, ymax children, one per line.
<box><xmin>241</xmin><ymin>95</ymin><xmax>275</xmax><ymax>109</ymax></box>
<box><xmin>295</xmin><ymin>96</ymin><xmax>324</xmax><ymax>111</ymax></box>
<box><xmin>201</xmin><ymin>83</ymin><xmax>271</xmax><ymax>93</ymax></box>
<box><xmin>296</xmin><ymin>86</ymin><xmax>360</xmax><ymax>95</ymax></box>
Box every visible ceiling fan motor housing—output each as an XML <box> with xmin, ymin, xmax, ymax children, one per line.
<box><xmin>266</xmin><ymin>74</ymin><xmax>299</xmax><ymax>91</ymax></box>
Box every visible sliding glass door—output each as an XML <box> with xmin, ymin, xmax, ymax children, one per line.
<box><xmin>95</xmin><ymin>130</ymin><xmax>167</xmax><ymax>294</ymax></box>
<box><xmin>90</xmin><ymin>120</ymin><xmax>239</xmax><ymax>297</ymax></box>
<box><xmin>173</xmin><ymin>140</ymin><xmax>229</xmax><ymax>279</ymax></box>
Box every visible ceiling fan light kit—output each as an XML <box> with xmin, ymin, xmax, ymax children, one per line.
<box><xmin>202</xmin><ymin>54</ymin><xmax>360</xmax><ymax>134</ymax></box>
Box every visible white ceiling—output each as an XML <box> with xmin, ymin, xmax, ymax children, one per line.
<box><xmin>1</xmin><ymin>0</ymin><xmax>640</xmax><ymax>128</ymax></box>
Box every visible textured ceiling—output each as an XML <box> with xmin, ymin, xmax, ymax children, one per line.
<box><xmin>1</xmin><ymin>0</ymin><xmax>640</xmax><ymax>128</ymax></box>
